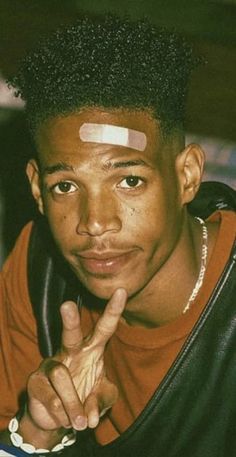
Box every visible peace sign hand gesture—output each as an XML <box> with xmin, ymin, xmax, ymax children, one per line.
<box><xmin>19</xmin><ymin>288</ymin><xmax>127</xmax><ymax>449</ymax></box>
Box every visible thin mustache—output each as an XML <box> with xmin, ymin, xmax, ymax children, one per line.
<box><xmin>71</xmin><ymin>241</ymin><xmax>140</xmax><ymax>255</ymax></box>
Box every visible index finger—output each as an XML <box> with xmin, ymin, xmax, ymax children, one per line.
<box><xmin>60</xmin><ymin>301</ymin><xmax>83</xmax><ymax>351</ymax></box>
<box><xmin>92</xmin><ymin>288</ymin><xmax>127</xmax><ymax>346</ymax></box>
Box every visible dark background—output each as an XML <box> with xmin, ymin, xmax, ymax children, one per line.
<box><xmin>0</xmin><ymin>0</ymin><xmax>235</xmax><ymax>256</ymax></box>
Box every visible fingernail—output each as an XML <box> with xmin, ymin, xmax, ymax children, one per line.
<box><xmin>88</xmin><ymin>413</ymin><xmax>99</xmax><ymax>429</ymax></box>
<box><xmin>73</xmin><ymin>416</ymin><xmax>87</xmax><ymax>430</ymax></box>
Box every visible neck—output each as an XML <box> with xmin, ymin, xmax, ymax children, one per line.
<box><xmin>123</xmin><ymin>214</ymin><xmax>215</xmax><ymax>328</ymax></box>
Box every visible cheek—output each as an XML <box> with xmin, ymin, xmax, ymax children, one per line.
<box><xmin>127</xmin><ymin>192</ymin><xmax>180</xmax><ymax>253</ymax></box>
<box><xmin>45</xmin><ymin>203</ymin><xmax>77</xmax><ymax>248</ymax></box>
<box><xmin>127</xmin><ymin>193</ymin><xmax>163</xmax><ymax>225</ymax></box>
<box><xmin>43</xmin><ymin>192</ymin><xmax>77</xmax><ymax>222</ymax></box>
<box><xmin>124</xmin><ymin>204</ymin><xmax>161</xmax><ymax>250</ymax></box>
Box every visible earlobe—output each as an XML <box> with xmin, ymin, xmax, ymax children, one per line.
<box><xmin>176</xmin><ymin>143</ymin><xmax>205</xmax><ymax>204</ymax></box>
<box><xmin>26</xmin><ymin>159</ymin><xmax>44</xmax><ymax>215</ymax></box>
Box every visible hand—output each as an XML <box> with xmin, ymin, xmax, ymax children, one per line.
<box><xmin>26</xmin><ymin>288</ymin><xmax>127</xmax><ymax>434</ymax></box>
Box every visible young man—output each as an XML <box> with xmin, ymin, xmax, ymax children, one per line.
<box><xmin>0</xmin><ymin>15</ymin><xmax>235</xmax><ymax>457</ymax></box>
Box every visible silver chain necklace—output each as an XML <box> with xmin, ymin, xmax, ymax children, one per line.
<box><xmin>183</xmin><ymin>217</ymin><xmax>208</xmax><ymax>314</ymax></box>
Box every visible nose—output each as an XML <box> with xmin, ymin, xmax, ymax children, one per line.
<box><xmin>77</xmin><ymin>191</ymin><xmax>122</xmax><ymax>237</ymax></box>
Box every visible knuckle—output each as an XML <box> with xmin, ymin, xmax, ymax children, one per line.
<box><xmin>49</xmin><ymin>396</ymin><xmax>63</xmax><ymax>415</ymax></box>
<box><xmin>27</xmin><ymin>370</ymin><xmax>45</xmax><ymax>393</ymax></box>
<box><xmin>49</xmin><ymin>363</ymin><xmax>68</xmax><ymax>383</ymax></box>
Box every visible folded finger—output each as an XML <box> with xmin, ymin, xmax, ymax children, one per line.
<box><xmin>46</xmin><ymin>360</ymin><xmax>87</xmax><ymax>431</ymax></box>
<box><xmin>27</xmin><ymin>370</ymin><xmax>70</xmax><ymax>429</ymax></box>
<box><xmin>84</xmin><ymin>394</ymin><xmax>100</xmax><ymax>428</ymax></box>
<box><xmin>84</xmin><ymin>378</ymin><xmax>118</xmax><ymax>428</ymax></box>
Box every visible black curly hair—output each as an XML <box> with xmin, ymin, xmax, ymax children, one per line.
<box><xmin>10</xmin><ymin>14</ymin><xmax>200</xmax><ymax>136</ymax></box>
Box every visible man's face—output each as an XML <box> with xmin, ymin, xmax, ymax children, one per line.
<box><xmin>30</xmin><ymin>108</ymin><xmax>185</xmax><ymax>300</ymax></box>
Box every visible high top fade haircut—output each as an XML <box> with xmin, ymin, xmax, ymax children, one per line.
<box><xmin>10</xmin><ymin>15</ymin><xmax>200</xmax><ymax>136</ymax></box>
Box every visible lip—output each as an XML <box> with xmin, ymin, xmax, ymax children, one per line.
<box><xmin>77</xmin><ymin>250</ymin><xmax>138</xmax><ymax>275</ymax></box>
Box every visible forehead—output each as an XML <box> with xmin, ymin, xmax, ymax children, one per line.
<box><xmin>35</xmin><ymin>108</ymin><xmax>165</xmax><ymax>165</ymax></box>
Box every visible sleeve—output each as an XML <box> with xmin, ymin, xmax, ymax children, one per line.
<box><xmin>0</xmin><ymin>223</ymin><xmax>42</xmax><ymax>430</ymax></box>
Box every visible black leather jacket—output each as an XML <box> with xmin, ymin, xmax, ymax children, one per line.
<box><xmin>28</xmin><ymin>182</ymin><xmax>236</xmax><ymax>457</ymax></box>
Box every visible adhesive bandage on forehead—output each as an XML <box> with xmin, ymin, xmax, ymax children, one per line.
<box><xmin>79</xmin><ymin>123</ymin><xmax>147</xmax><ymax>151</ymax></box>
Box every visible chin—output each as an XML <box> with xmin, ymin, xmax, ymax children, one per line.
<box><xmin>81</xmin><ymin>276</ymin><xmax>130</xmax><ymax>301</ymax></box>
<box><xmin>88</xmin><ymin>283</ymin><xmax>123</xmax><ymax>300</ymax></box>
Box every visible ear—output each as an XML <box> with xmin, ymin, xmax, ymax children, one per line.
<box><xmin>175</xmin><ymin>143</ymin><xmax>205</xmax><ymax>205</ymax></box>
<box><xmin>26</xmin><ymin>159</ymin><xmax>44</xmax><ymax>215</ymax></box>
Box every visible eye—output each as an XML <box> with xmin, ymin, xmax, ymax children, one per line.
<box><xmin>52</xmin><ymin>181</ymin><xmax>78</xmax><ymax>194</ymax></box>
<box><xmin>119</xmin><ymin>176</ymin><xmax>144</xmax><ymax>189</ymax></box>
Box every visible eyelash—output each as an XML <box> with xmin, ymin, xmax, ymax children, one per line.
<box><xmin>50</xmin><ymin>181</ymin><xmax>78</xmax><ymax>195</ymax></box>
<box><xmin>48</xmin><ymin>175</ymin><xmax>145</xmax><ymax>196</ymax></box>
<box><xmin>118</xmin><ymin>176</ymin><xmax>145</xmax><ymax>189</ymax></box>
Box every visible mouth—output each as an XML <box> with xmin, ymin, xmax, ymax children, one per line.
<box><xmin>76</xmin><ymin>249</ymin><xmax>139</xmax><ymax>275</ymax></box>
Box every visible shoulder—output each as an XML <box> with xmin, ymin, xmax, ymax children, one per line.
<box><xmin>2</xmin><ymin>221</ymin><xmax>34</xmax><ymax>277</ymax></box>
<box><xmin>1</xmin><ymin>222</ymin><xmax>34</xmax><ymax>317</ymax></box>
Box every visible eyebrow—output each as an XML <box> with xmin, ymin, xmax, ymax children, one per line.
<box><xmin>42</xmin><ymin>162</ymin><xmax>75</xmax><ymax>175</ymax></box>
<box><xmin>41</xmin><ymin>159</ymin><xmax>153</xmax><ymax>175</ymax></box>
<box><xmin>103</xmin><ymin>159</ymin><xmax>153</xmax><ymax>170</ymax></box>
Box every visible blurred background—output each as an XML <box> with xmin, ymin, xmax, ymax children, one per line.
<box><xmin>0</xmin><ymin>0</ymin><xmax>236</xmax><ymax>264</ymax></box>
